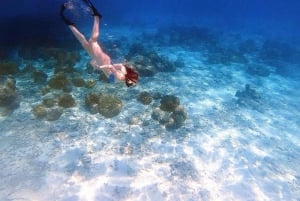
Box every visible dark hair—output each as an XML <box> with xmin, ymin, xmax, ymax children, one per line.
<box><xmin>124</xmin><ymin>65</ymin><xmax>138</xmax><ymax>87</ymax></box>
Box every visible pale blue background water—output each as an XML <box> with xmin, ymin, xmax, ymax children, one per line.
<box><xmin>1</xmin><ymin>0</ymin><xmax>300</xmax><ymax>48</ymax></box>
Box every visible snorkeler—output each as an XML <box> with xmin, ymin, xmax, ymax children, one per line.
<box><xmin>60</xmin><ymin>0</ymin><xmax>138</xmax><ymax>87</ymax></box>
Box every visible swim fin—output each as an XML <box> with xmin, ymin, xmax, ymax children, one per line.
<box><xmin>82</xmin><ymin>0</ymin><xmax>102</xmax><ymax>18</ymax></box>
<box><xmin>60</xmin><ymin>4</ymin><xmax>75</xmax><ymax>26</ymax></box>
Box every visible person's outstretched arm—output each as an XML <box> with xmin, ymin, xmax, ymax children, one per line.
<box><xmin>98</xmin><ymin>64</ymin><xmax>126</xmax><ymax>81</ymax></box>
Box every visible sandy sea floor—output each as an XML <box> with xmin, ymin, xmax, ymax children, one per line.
<box><xmin>0</xmin><ymin>25</ymin><xmax>300</xmax><ymax>201</ymax></box>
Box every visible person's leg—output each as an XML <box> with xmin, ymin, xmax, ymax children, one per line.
<box><xmin>60</xmin><ymin>3</ymin><xmax>92</xmax><ymax>55</ymax></box>
<box><xmin>69</xmin><ymin>26</ymin><xmax>93</xmax><ymax>55</ymax></box>
<box><xmin>82</xmin><ymin>0</ymin><xmax>102</xmax><ymax>42</ymax></box>
<box><xmin>89</xmin><ymin>16</ymin><xmax>100</xmax><ymax>43</ymax></box>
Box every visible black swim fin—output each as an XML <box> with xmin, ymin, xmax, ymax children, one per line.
<box><xmin>60</xmin><ymin>4</ymin><xmax>75</xmax><ymax>26</ymax></box>
<box><xmin>82</xmin><ymin>0</ymin><xmax>102</xmax><ymax>18</ymax></box>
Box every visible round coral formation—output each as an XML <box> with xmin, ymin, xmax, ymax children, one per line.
<box><xmin>125</xmin><ymin>43</ymin><xmax>177</xmax><ymax>77</ymax></box>
<box><xmin>72</xmin><ymin>76</ymin><xmax>86</xmax><ymax>87</ymax></box>
<box><xmin>32</xmin><ymin>104</ymin><xmax>47</xmax><ymax>118</ymax></box>
<box><xmin>165</xmin><ymin>106</ymin><xmax>188</xmax><ymax>130</ymax></box>
<box><xmin>0</xmin><ymin>61</ymin><xmax>19</xmax><ymax>75</ymax></box>
<box><xmin>85</xmin><ymin>93</ymin><xmax>101</xmax><ymax>105</ymax></box>
<box><xmin>0</xmin><ymin>76</ymin><xmax>20</xmax><ymax>115</ymax></box>
<box><xmin>149</xmin><ymin>94</ymin><xmax>187</xmax><ymax>130</ymax></box>
<box><xmin>32</xmin><ymin>104</ymin><xmax>63</xmax><ymax>121</ymax></box>
<box><xmin>33</xmin><ymin>70</ymin><xmax>48</xmax><ymax>83</ymax></box>
<box><xmin>97</xmin><ymin>94</ymin><xmax>122</xmax><ymax>118</ymax></box>
<box><xmin>85</xmin><ymin>92</ymin><xmax>101</xmax><ymax>114</ymax></box>
<box><xmin>160</xmin><ymin>95</ymin><xmax>180</xmax><ymax>112</ymax></box>
<box><xmin>137</xmin><ymin>91</ymin><xmax>153</xmax><ymax>105</ymax></box>
<box><xmin>235</xmin><ymin>84</ymin><xmax>261</xmax><ymax>109</ymax></box>
<box><xmin>48</xmin><ymin>72</ymin><xmax>70</xmax><ymax>89</ymax></box>
<box><xmin>85</xmin><ymin>92</ymin><xmax>123</xmax><ymax>118</ymax></box>
<box><xmin>85</xmin><ymin>79</ymin><xmax>96</xmax><ymax>88</ymax></box>
<box><xmin>58</xmin><ymin>93</ymin><xmax>76</xmax><ymax>108</ymax></box>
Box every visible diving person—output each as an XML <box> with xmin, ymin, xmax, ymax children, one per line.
<box><xmin>60</xmin><ymin>0</ymin><xmax>138</xmax><ymax>87</ymax></box>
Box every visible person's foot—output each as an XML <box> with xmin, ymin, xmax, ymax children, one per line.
<box><xmin>91</xmin><ymin>5</ymin><xmax>102</xmax><ymax>18</ymax></box>
<box><xmin>82</xmin><ymin>0</ymin><xmax>102</xmax><ymax>18</ymax></box>
<box><xmin>60</xmin><ymin>4</ymin><xmax>75</xmax><ymax>26</ymax></box>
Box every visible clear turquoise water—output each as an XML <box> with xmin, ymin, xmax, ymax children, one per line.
<box><xmin>0</xmin><ymin>1</ymin><xmax>299</xmax><ymax>200</ymax></box>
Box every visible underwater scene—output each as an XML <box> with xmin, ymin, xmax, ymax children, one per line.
<box><xmin>0</xmin><ymin>0</ymin><xmax>300</xmax><ymax>200</ymax></box>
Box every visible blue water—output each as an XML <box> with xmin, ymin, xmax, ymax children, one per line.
<box><xmin>1</xmin><ymin>1</ymin><xmax>300</xmax><ymax>200</ymax></box>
